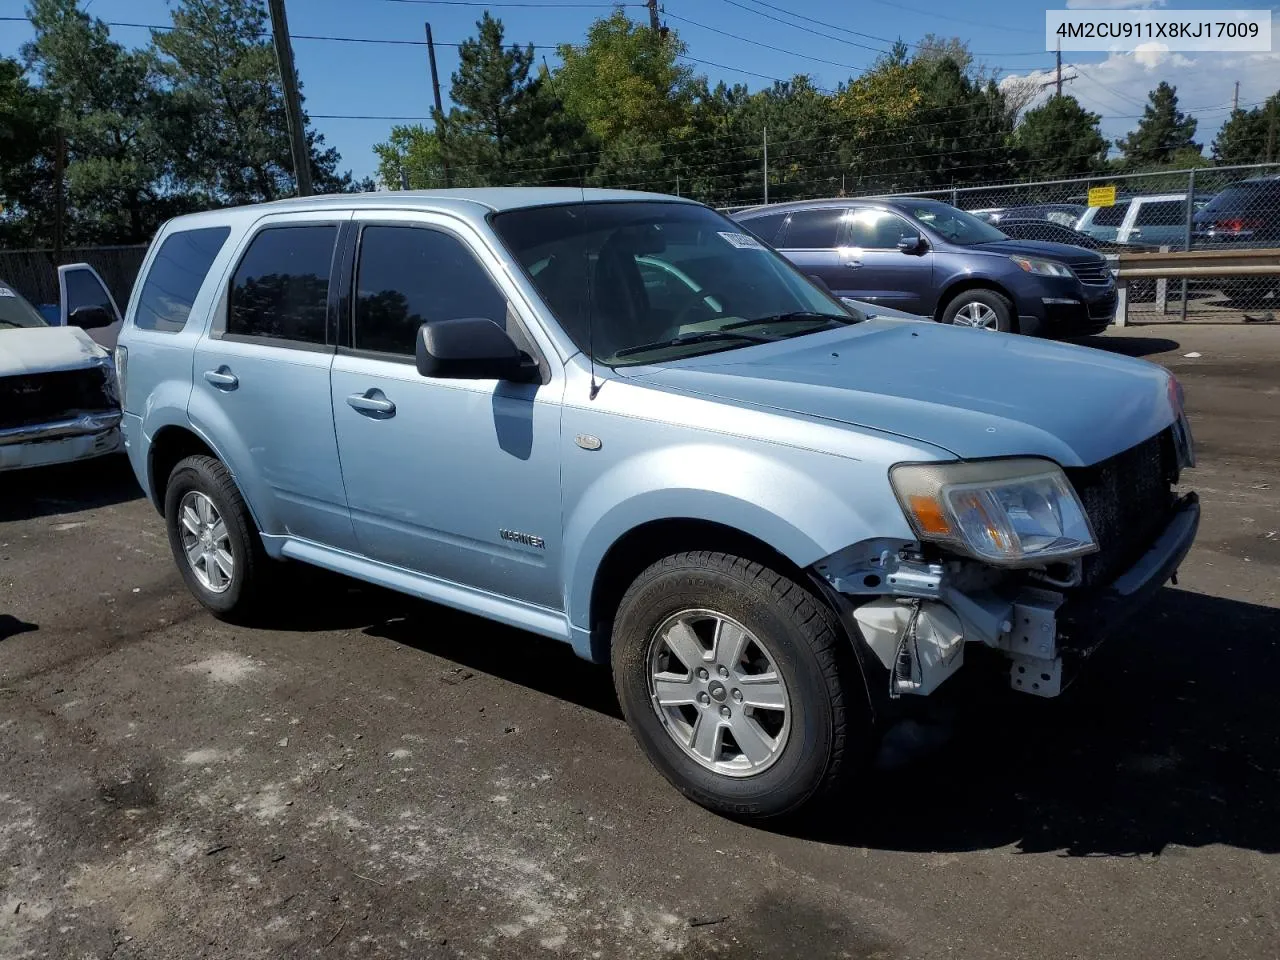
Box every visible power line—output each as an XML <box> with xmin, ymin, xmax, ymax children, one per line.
<box><xmin>664</xmin><ymin>12</ymin><xmax>870</xmax><ymax>70</ymax></box>
<box><xmin>712</xmin><ymin>0</ymin><xmax>889</xmax><ymax>56</ymax></box>
<box><xmin>863</xmin><ymin>0</ymin><xmax>1042</xmax><ymax>36</ymax></box>
<box><xmin>371</xmin><ymin>0</ymin><xmax>643</xmax><ymax>6</ymax></box>
<box><xmin>719</xmin><ymin>0</ymin><xmax>1047</xmax><ymax>58</ymax></box>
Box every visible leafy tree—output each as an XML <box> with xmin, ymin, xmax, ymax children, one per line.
<box><xmin>0</xmin><ymin>56</ymin><xmax>56</xmax><ymax>245</ymax></box>
<box><xmin>23</xmin><ymin>0</ymin><xmax>181</xmax><ymax>243</ymax></box>
<box><xmin>1015</xmin><ymin>95</ymin><xmax>1108</xmax><ymax>178</ymax></box>
<box><xmin>1212</xmin><ymin>93</ymin><xmax>1280</xmax><ymax>164</ymax></box>
<box><xmin>1116</xmin><ymin>81</ymin><xmax>1200</xmax><ymax>168</ymax></box>
<box><xmin>374</xmin><ymin>125</ymin><xmax>448</xmax><ymax>190</ymax></box>
<box><xmin>554</xmin><ymin>11</ymin><xmax>694</xmax><ymax>145</ymax></box>
<box><xmin>154</xmin><ymin>0</ymin><xmax>359</xmax><ymax>202</ymax></box>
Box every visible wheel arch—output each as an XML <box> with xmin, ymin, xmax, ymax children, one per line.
<box><xmin>146</xmin><ymin>424</ymin><xmax>267</xmax><ymax>535</ymax></box>
<box><xmin>587</xmin><ymin>517</ymin><xmax>814</xmax><ymax>665</ymax></box>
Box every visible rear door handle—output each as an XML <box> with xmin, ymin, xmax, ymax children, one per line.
<box><xmin>203</xmin><ymin>368</ymin><xmax>238</xmax><ymax>389</ymax></box>
<box><xmin>346</xmin><ymin>392</ymin><xmax>396</xmax><ymax>416</ymax></box>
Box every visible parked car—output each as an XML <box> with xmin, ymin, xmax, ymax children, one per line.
<box><xmin>25</xmin><ymin>263</ymin><xmax>126</xmax><ymax>349</ymax></box>
<box><xmin>119</xmin><ymin>188</ymin><xmax>1198</xmax><ymax>820</ymax></box>
<box><xmin>0</xmin><ymin>276</ymin><xmax>122</xmax><ymax>471</ymax></box>
<box><xmin>1075</xmin><ymin>193</ymin><xmax>1202</xmax><ymax>247</ymax></box>
<box><xmin>972</xmin><ymin>203</ymin><xmax>1088</xmax><ymax>228</ymax></box>
<box><xmin>732</xmin><ymin>197</ymin><xmax>1117</xmax><ymax>335</ymax></box>
<box><xmin>1192</xmin><ymin>176</ymin><xmax>1280</xmax><ymax>247</ymax></box>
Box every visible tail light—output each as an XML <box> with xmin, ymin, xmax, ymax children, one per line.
<box><xmin>1212</xmin><ymin>217</ymin><xmax>1261</xmax><ymax>233</ymax></box>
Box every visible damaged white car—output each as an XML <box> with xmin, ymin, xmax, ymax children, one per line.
<box><xmin>0</xmin><ymin>278</ymin><xmax>122</xmax><ymax>471</ymax></box>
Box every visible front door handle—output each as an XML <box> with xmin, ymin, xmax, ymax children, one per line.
<box><xmin>203</xmin><ymin>368</ymin><xmax>238</xmax><ymax>389</ymax></box>
<box><xmin>346</xmin><ymin>392</ymin><xmax>396</xmax><ymax>416</ymax></box>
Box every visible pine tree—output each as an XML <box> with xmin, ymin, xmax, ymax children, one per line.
<box><xmin>153</xmin><ymin>0</ymin><xmax>357</xmax><ymax>203</ymax></box>
<box><xmin>1016</xmin><ymin>94</ymin><xmax>1109</xmax><ymax>178</ymax></box>
<box><xmin>1116</xmin><ymin>81</ymin><xmax>1200</xmax><ymax>168</ymax></box>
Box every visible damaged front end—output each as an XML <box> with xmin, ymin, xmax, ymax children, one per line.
<box><xmin>815</xmin><ymin>423</ymin><xmax>1198</xmax><ymax>699</ymax></box>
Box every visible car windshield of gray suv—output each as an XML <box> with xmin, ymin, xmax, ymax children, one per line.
<box><xmin>491</xmin><ymin>201</ymin><xmax>854</xmax><ymax>365</ymax></box>
<box><xmin>899</xmin><ymin>199</ymin><xmax>1010</xmax><ymax>245</ymax></box>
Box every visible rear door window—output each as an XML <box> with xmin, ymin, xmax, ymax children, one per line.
<box><xmin>227</xmin><ymin>225</ymin><xmax>338</xmax><ymax>345</ymax></box>
<box><xmin>1135</xmin><ymin>200</ymin><xmax>1187</xmax><ymax>226</ymax></box>
<box><xmin>134</xmin><ymin>226</ymin><xmax>231</xmax><ymax>332</ymax></box>
<box><xmin>780</xmin><ymin>208</ymin><xmax>845</xmax><ymax>249</ymax></box>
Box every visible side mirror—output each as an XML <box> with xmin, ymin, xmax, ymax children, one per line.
<box><xmin>807</xmin><ymin>274</ymin><xmax>832</xmax><ymax>293</ymax></box>
<box><xmin>415</xmin><ymin>317</ymin><xmax>535</xmax><ymax>381</ymax></box>
<box><xmin>68</xmin><ymin>304</ymin><xmax>115</xmax><ymax>330</ymax></box>
<box><xmin>897</xmin><ymin>233</ymin><xmax>925</xmax><ymax>254</ymax></box>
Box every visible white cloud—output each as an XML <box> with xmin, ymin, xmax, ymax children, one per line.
<box><xmin>1065</xmin><ymin>0</ymin><xmax>1165</xmax><ymax>7</ymax></box>
<box><xmin>1003</xmin><ymin>22</ymin><xmax>1280</xmax><ymax>155</ymax></box>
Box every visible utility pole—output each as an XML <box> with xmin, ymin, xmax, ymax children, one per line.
<box><xmin>1055</xmin><ymin>41</ymin><xmax>1063</xmax><ymax>97</ymax></box>
<box><xmin>425</xmin><ymin>23</ymin><xmax>453</xmax><ymax>188</ymax></box>
<box><xmin>1233</xmin><ymin>80</ymin><xmax>1240</xmax><ymax>112</ymax></box>
<box><xmin>267</xmin><ymin>0</ymin><xmax>312</xmax><ymax>196</ymax></box>
<box><xmin>646</xmin><ymin>0</ymin><xmax>660</xmax><ymax>32</ymax></box>
<box><xmin>53</xmin><ymin>129</ymin><xmax>64</xmax><ymax>264</ymax></box>
<box><xmin>762</xmin><ymin>126</ymin><xmax>768</xmax><ymax>205</ymax></box>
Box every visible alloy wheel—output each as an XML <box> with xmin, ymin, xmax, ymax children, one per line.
<box><xmin>178</xmin><ymin>490</ymin><xmax>234</xmax><ymax>594</ymax></box>
<box><xmin>646</xmin><ymin>609</ymin><xmax>791</xmax><ymax>777</ymax></box>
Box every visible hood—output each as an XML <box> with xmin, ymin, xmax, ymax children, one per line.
<box><xmin>621</xmin><ymin>321</ymin><xmax>1175</xmax><ymax>467</ymax></box>
<box><xmin>0</xmin><ymin>325</ymin><xmax>110</xmax><ymax>377</ymax></box>
<box><xmin>964</xmin><ymin>238</ymin><xmax>1106</xmax><ymax>265</ymax></box>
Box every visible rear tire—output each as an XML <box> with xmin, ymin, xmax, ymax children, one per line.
<box><xmin>940</xmin><ymin>289</ymin><xmax>1015</xmax><ymax>332</ymax></box>
<box><xmin>611</xmin><ymin>551</ymin><xmax>871</xmax><ymax>820</ymax></box>
<box><xmin>164</xmin><ymin>455</ymin><xmax>271</xmax><ymax>621</ymax></box>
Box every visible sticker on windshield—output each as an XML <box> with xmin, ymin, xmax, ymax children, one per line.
<box><xmin>0</xmin><ymin>286</ymin><xmax>15</xmax><ymax>298</ymax></box>
<box><xmin>718</xmin><ymin>231</ymin><xmax>765</xmax><ymax>250</ymax></box>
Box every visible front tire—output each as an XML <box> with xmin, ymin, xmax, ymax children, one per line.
<box><xmin>940</xmin><ymin>289</ymin><xmax>1015</xmax><ymax>332</ymax></box>
<box><xmin>611</xmin><ymin>551</ymin><xmax>870</xmax><ymax>820</ymax></box>
<box><xmin>164</xmin><ymin>454</ymin><xmax>271</xmax><ymax>621</ymax></box>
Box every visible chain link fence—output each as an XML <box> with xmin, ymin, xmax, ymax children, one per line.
<box><xmin>725</xmin><ymin>163</ymin><xmax>1280</xmax><ymax>324</ymax></box>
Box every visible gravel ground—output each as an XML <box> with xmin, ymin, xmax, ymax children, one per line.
<box><xmin>1</xmin><ymin>324</ymin><xmax>1278</xmax><ymax>960</ymax></box>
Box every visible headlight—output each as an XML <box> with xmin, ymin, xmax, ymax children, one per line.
<box><xmin>1010</xmin><ymin>255</ymin><xmax>1074</xmax><ymax>278</ymax></box>
<box><xmin>890</xmin><ymin>459</ymin><xmax>1097</xmax><ymax>566</ymax></box>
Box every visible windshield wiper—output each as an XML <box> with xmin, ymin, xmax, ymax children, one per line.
<box><xmin>612</xmin><ymin>329</ymin><xmax>777</xmax><ymax>359</ymax></box>
<box><xmin>720</xmin><ymin>311</ymin><xmax>857</xmax><ymax>332</ymax></box>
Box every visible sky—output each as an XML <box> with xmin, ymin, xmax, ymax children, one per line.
<box><xmin>1</xmin><ymin>0</ymin><xmax>1277</xmax><ymax>183</ymax></box>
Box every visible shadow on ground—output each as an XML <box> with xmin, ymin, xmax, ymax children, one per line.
<box><xmin>1073</xmin><ymin>335</ymin><xmax>1180</xmax><ymax>358</ymax></box>
<box><xmin>267</xmin><ymin>575</ymin><xmax>1280</xmax><ymax>858</ymax></box>
<box><xmin>0</xmin><ymin>453</ymin><xmax>142</xmax><ymax>523</ymax></box>
<box><xmin>791</xmin><ymin>587</ymin><xmax>1280</xmax><ymax>858</ymax></box>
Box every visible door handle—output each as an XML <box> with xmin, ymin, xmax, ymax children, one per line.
<box><xmin>346</xmin><ymin>392</ymin><xmax>396</xmax><ymax>416</ymax></box>
<box><xmin>203</xmin><ymin>368</ymin><xmax>238</xmax><ymax>389</ymax></box>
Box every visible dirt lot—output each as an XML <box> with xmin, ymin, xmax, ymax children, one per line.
<box><xmin>2</xmin><ymin>325</ymin><xmax>1278</xmax><ymax>960</ymax></box>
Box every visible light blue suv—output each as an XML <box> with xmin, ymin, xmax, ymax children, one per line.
<box><xmin>117</xmin><ymin>189</ymin><xmax>1199</xmax><ymax>820</ymax></box>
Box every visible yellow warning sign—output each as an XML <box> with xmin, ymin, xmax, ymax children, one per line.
<box><xmin>1088</xmin><ymin>185</ymin><xmax>1117</xmax><ymax>207</ymax></box>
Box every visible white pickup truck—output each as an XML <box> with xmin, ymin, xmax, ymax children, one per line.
<box><xmin>0</xmin><ymin>272</ymin><xmax>122</xmax><ymax>471</ymax></box>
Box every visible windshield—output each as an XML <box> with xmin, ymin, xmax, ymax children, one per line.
<box><xmin>0</xmin><ymin>282</ymin><xmax>49</xmax><ymax>329</ymax></box>
<box><xmin>898</xmin><ymin>199</ymin><xmax>1009</xmax><ymax>245</ymax></box>
<box><xmin>490</xmin><ymin>201</ymin><xmax>852</xmax><ymax>365</ymax></box>
<box><xmin>1200</xmin><ymin>181</ymin><xmax>1280</xmax><ymax>213</ymax></box>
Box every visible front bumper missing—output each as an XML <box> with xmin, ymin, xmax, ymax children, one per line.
<box><xmin>832</xmin><ymin>493</ymin><xmax>1201</xmax><ymax>699</ymax></box>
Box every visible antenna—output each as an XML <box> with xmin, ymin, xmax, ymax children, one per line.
<box><xmin>583</xmin><ymin>181</ymin><xmax>601</xmax><ymax>400</ymax></box>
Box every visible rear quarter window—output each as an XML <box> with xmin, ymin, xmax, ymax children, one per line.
<box><xmin>134</xmin><ymin>226</ymin><xmax>232</xmax><ymax>332</ymax></box>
